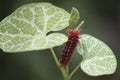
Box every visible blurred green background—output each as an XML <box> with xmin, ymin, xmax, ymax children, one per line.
<box><xmin>0</xmin><ymin>0</ymin><xmax>120</xmax><ymax>80</ymax></box>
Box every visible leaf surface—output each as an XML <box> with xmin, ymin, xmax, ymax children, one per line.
<box><xmin>77</xmin><ymin>34</ymin><xmax>117</xmax><ymax>76</ymax></box>
<box><xmin>69</xmin><ymin>7</ymin><xmax>80</xmax><ymax>27</ymax></box>
<box><xmin>0</xmin><ymin>3</ymin><xmax>70</xmax><ymax>52</ymax></box>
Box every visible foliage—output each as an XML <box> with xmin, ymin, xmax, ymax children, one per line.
<box><xmin>0</xmin><ymin>2</ymin><xmax>117</xmax><ymax>80</ymax></box>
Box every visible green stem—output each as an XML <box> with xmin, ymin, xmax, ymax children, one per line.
<box><xmin>75</xmin><ymin>20</ymin><xmax>84</xmax><ymax>30</ymax></box>
<box><xmin>69</xmin><ymin>63</ymin><xmax>80</xmax><ymax>80</ymax></box>
<box><xmin>65</xmin><ymin>66</ymin><xmax>69</xmax><ymax>75</ymax></box>
<box><xmin>50</xmin><ymin>48</ymin><xmax>68</xmax><ymax>80</ymax></box>
<box><xmin>50</xmin><ymin>48</ymin><xmax>60</xmax><ymax>66</ymax></box>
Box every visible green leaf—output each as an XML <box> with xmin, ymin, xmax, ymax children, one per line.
<box><xmin>77</xmin><ymin>34</ymin><xmax>117</xmax><ymax>76</ymax></box>
<box><xmin>0</xmin><ymin>3</ymin><xmax>70</xmax><ymax>52</ymax></box>
<box><xmin>69</xmin><ymin>7</ymin><xmax>80</xmax><ymax>27</ymax></box>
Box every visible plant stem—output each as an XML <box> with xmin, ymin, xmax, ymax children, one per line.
<box><xmin>50</xmin><ymin>48</ymin><xmax>68</xmax><ymax>80</ymax></box>
<box><xmin>65</xmin><ymin>66</ymin><xmax>69</xmax><ymax>75</ymax></box>
<box><xmin>50</xmin><ymin>48</ymin><xmax>60</xmax><ymax>66</ymax></box>
<box><xmin>50</xmin><ymin>48</ymin><xmax>81</xmax><ymax>80</ymax></box>
<box><xmin>75</xmin><ymin>20</ymin><xmax>84</xmax><ymax>30</ymax></box>
<box><xmin>69</xmin><ymin>63</ymin><xmax>80</xmax><ymax>79</ymax></box>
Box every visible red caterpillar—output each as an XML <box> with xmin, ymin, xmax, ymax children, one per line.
<box><xmin>59</xmin><ymin>29</ymin><xmax>80</xmax><ymax>67</ymax></box>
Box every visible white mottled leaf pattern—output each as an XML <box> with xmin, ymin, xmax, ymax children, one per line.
<box><xmin>69</xmin><ymin>7</ymin><xmax>80</xmax><ymax>26</ymax></box>
<box><xmin>0</xmin><ymin>3</ymin><xmax>70</xmax><ymax>52</ymax></box>
<box><xmin>77</xmin><ymin>34</ymin><xmax>117</xmax><ymax>76</ymax></box>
